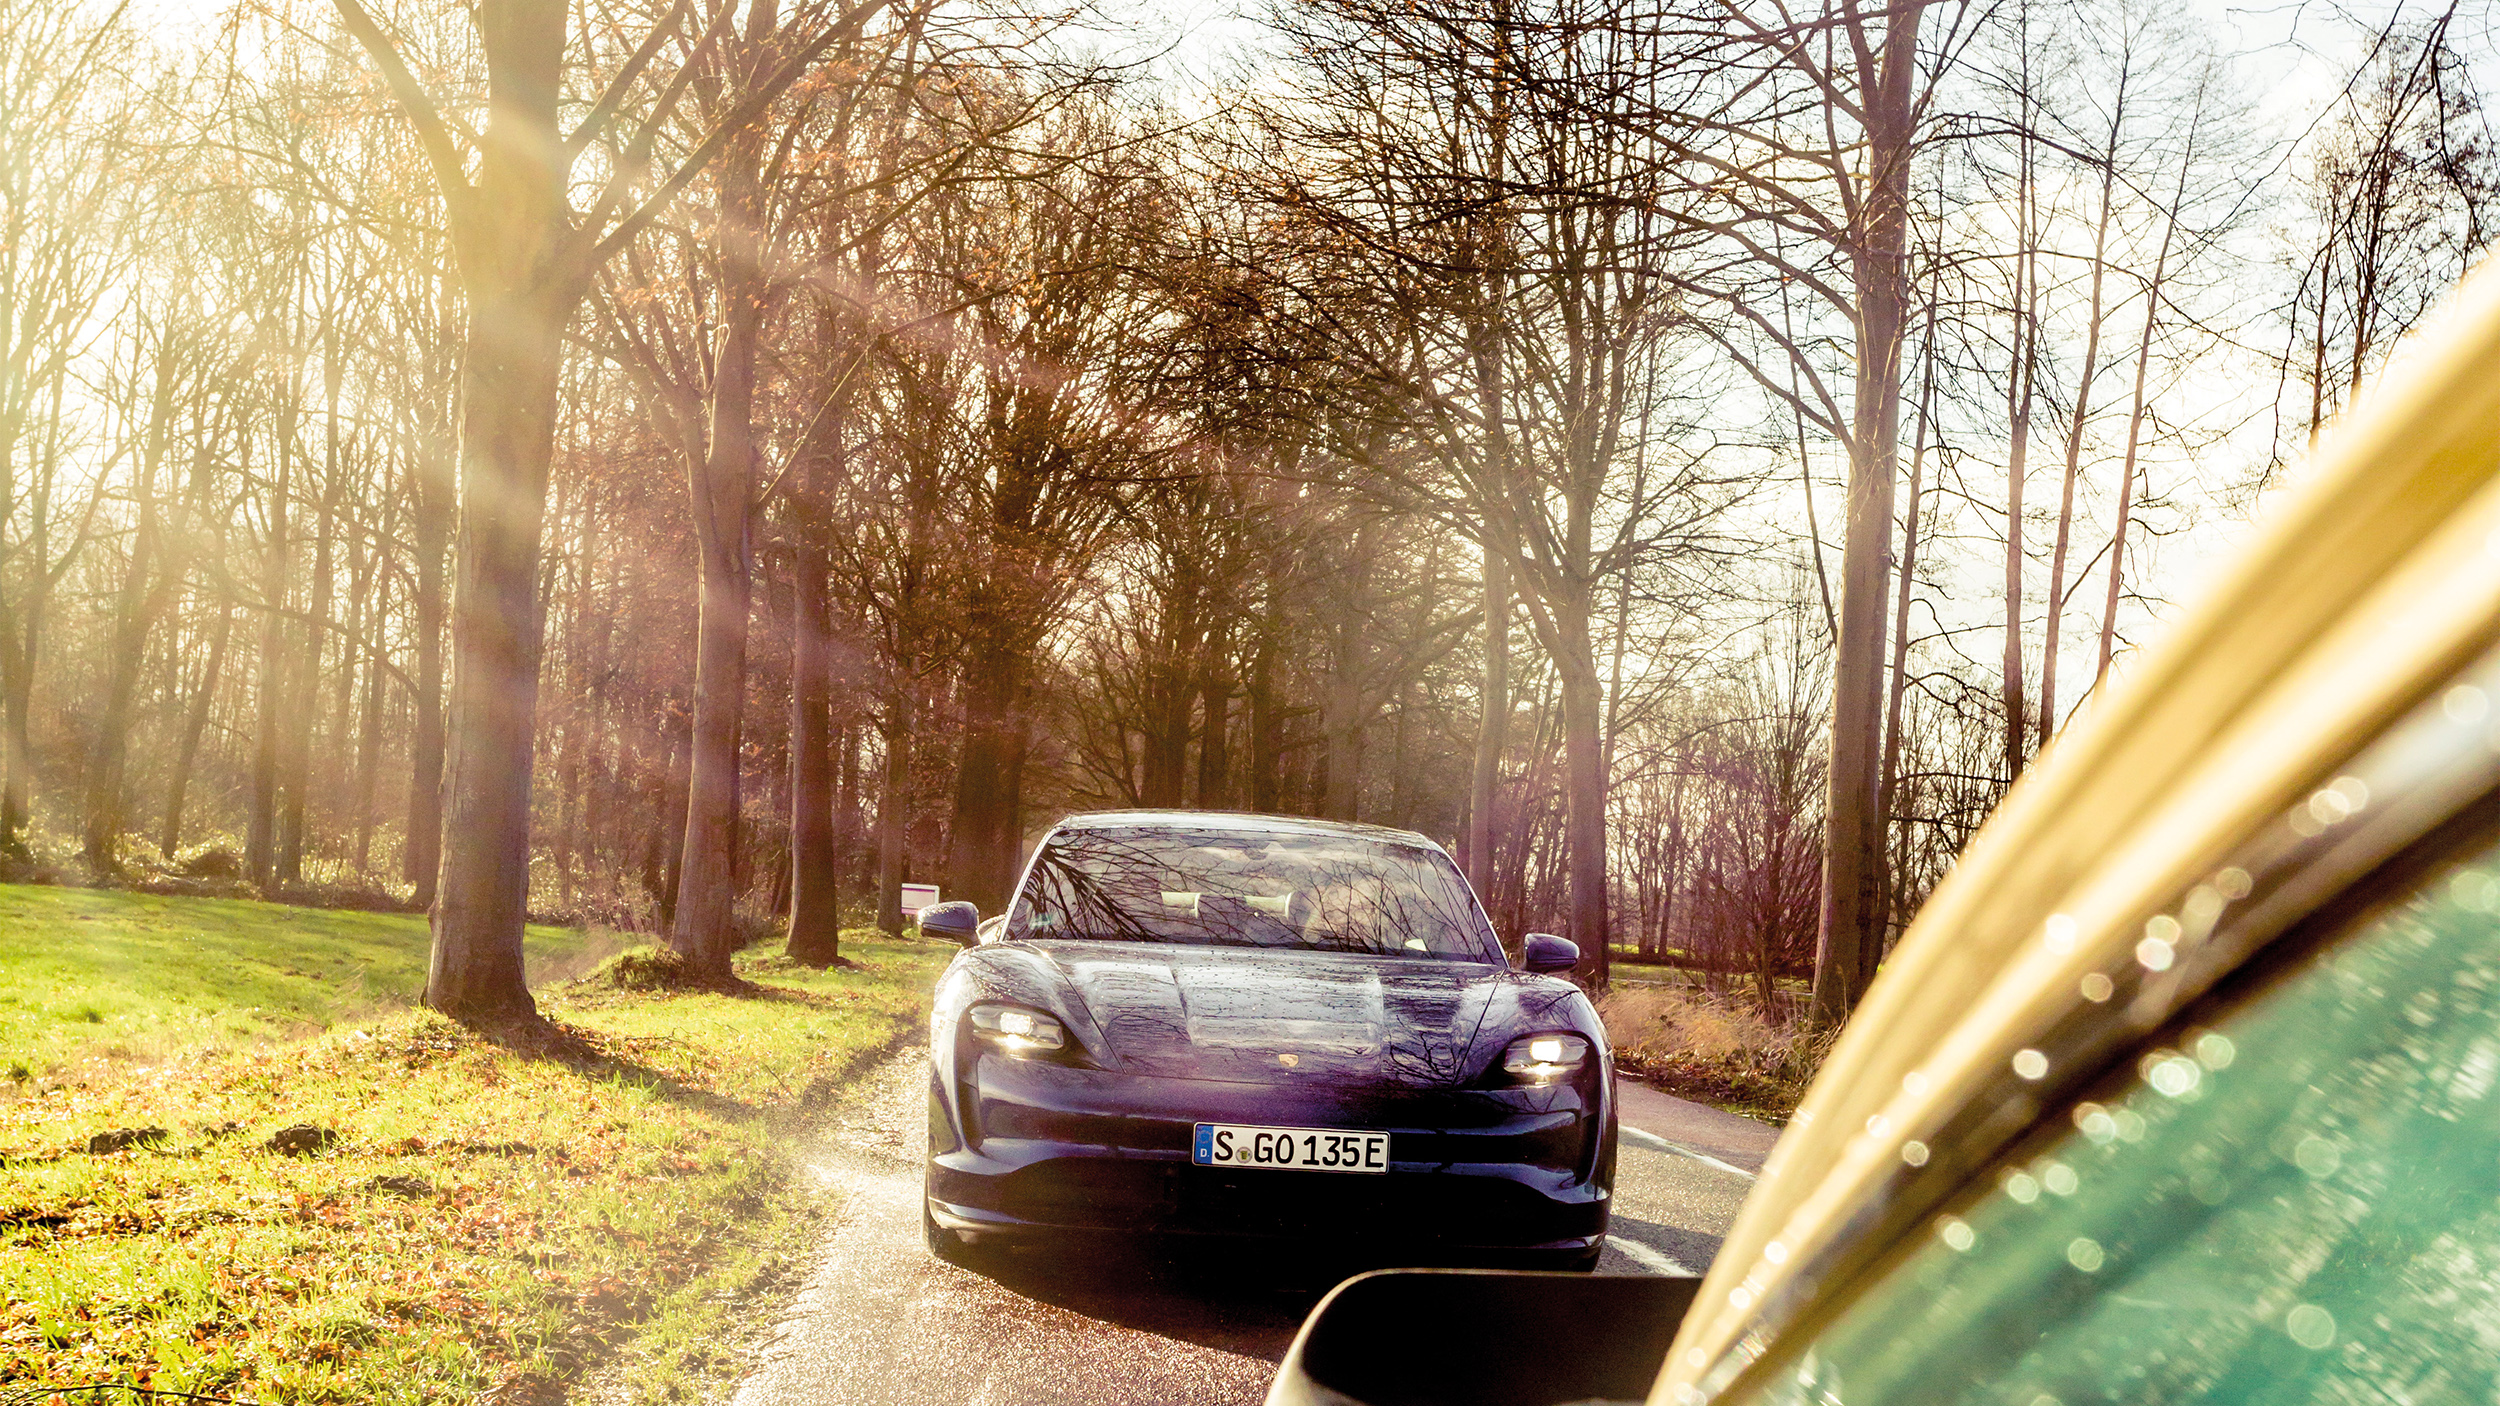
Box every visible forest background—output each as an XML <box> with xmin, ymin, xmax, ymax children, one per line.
<box><xmin>0</xmin><ymin>0</ymin><xmax>2491</xmax><ymax>1025</ymax></box>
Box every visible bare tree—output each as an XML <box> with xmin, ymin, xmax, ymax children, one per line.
<box><xmin>334</xmin><ymin>0</ymin><xmax>877</xmax><ymax>1023</ymax></box>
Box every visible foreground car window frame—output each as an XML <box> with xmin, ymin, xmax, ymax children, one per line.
<box><xmin>1681</xmin><ymin>635</ymin><xmax>2500</xmax><ymax>1404</ymax></box>
<box><xmin>1662</xmin><ymin>267</ymin><xmax>2500</xmax><ymax>1405</ymax></box>
<box><xmin>1723</xmin><ymin>713</ymin><xmax>2500</xmax><ymax>1404</ymax></box>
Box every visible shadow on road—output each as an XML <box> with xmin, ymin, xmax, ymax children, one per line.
<box><xmin>961</xmin><ymin>1236</ymin><xmax>1354</xmax><ymax>1365</ymax></box>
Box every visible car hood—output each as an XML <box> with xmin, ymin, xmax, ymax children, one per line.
<box><xmin>1033</xmin><ymin>941</ymin><xmax>1509</xmax><ymax>1087</ymax></box>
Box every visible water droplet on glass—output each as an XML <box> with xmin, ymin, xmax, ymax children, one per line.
<box><xmin>2181</xmin><ymin>885</ymin><xmax>2224</xmax><ymax>932</ymax></box>
<box><xmin>2188</xmin><ymin>1166</ymin><xmax>2230</xmax><ymax>1205</ymax></box>
<box><xmin>2454</xmin><ymin>870</ymin><xmax>2500</xmax><ymax>913</ymax></box>
<box><xmin>2149</xmin><ymin>1054</ymin><xmax>2201</xmax><ymax>1097</ymax></box>
<box><xmin>2294</xmin><ymin>1133</ymin><xmax>2342</xmax><ymax>1178</ymax></box>
<box><xmin>2073</xmin><ymin>1102</ymin><xmax>2117</xmax><ymax>1144</ymax></box>
<box><xmin>2287</xmin><ymin>1303</ymin><xmax>2336</xmax><ymax>1349</ymax></box>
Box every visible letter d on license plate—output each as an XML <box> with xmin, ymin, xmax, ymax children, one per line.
<box><xmin>1192</xmin><ymin>1122</ymin><xmax>1390</xmax><ymax>1173</ymax></box>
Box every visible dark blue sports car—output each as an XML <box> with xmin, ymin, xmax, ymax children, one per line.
<box><xmin>919</xmin><ymin>810</ymin><xmax>1617</xmax><ymax>1271</ymax></box>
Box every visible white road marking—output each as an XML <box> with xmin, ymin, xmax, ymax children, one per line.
<box><xmin>1608</xmin><ymin>1234</ymin><xmax>1697</xmax><ymax>1277</ymax></box>
<box><xmin>1622</xmin><ymin>1124</ymin><xmax>1759</xmax><ymax>1181</ymax></box>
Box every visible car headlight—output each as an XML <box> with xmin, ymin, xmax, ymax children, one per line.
<box><xmin>968</xmin><ymin>1003</ymin><xmax>1067</xmax><ymax>1055</ymax></box>
<box><xmin>1502</xmin><ymin>1032</ymin><xmax>1592</xmax><ymax>1084</ymax></box>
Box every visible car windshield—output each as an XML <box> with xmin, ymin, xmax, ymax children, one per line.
<box><xmin>1003</xmin><ymin>824</ymin><xmax>1503</xmax><ymax>963</ymax></box>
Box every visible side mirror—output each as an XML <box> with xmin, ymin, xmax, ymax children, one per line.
<box><xmin>919</xmin><ymin>900</ymin><xmax>980</xmax><ymax>946</ymax></box>
<box><xmin>1522</xmin><ymin>932</ymin><xmax>1580</xmax><ymax>974</ymax></box>
<box><xmin>1268</xmin><ymin>1268</ymin><xmax>1698</xmax><ymax>1406</ymax></box>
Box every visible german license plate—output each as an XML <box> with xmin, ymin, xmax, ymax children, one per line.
<box><xmin>1192</xmin><ymin>1122</ymin><xmax>1389</xmax><ymax>1173</ymax></box>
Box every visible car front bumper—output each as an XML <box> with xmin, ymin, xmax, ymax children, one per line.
<box><xmin>927</xmin><ymin>1052</ymin><xmax>1612</xmax><ymax>1252</ymax></box>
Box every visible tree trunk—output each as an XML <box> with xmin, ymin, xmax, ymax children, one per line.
<box><xmin>874</xmin><ymin>695</ymin><xmax>912</xmax><ymax>934</ymax></box>
<box><xmin>1248</xmin><ymin>622</ymin><xmax>1282</xmax><ymax>814</ymax></box>
<box><xmin>835</xmin><ymin>718</ymin><xmax>862</xmax><ymax>893</ymax></box>
<box><xmin>1878</xmin><ymin>309</ymin><xmax>1937</xmax><ymax>937</ymax></box>
<box><xmin>668</xmin><ymin>71</ymin><xmax>772</xmax><ymax>979</ymax></box>
<box><xmin>949</xmin><ymin>653</ymin><xmax>1026</xmax><ymax>913</ymax></box>
<box><xmin>1139</xmin><ymin>638</ymin><xmax>1194</xmax><ymax>807</ymax></box>
<box><xmin>283</xmin><ymin>441</ymin><xmax>342</xmax><ymax>884</ymax></box>
<box><xmin>415</xmin><ymin>0</ymin><xmax>584</xmax><ymax>1024</ymax></box>
<box><xmin>0</xmin><ymin>383</ymin><xmax>66</xmax><ymax>854</ymax></box>
<box><xmin>2039</xmin><ymin>137</ymin><xmax>2121</xmax><ymax>751</ymax></box>
<box><xmin>424</xmin><ymin>270</ymin><xmax>568</xmax><ymax>1024</ymax></box>
<box><xmin>84</xmin><ymin>409</ymin><xmax>175</xmax><ymax>873</ymax></box>
<box><xmin>786</xmin><ymin>540</ymin><xmax>841</xmax><ymax>963</ymax></box>
<box><xmin>248</xmin><ymin>432</ymin><xmax>289</xmax><ymax>895</ymax></box>
<box><xmin>1809</xmin><ymin>0</ymin><xmax>1924</xmax><ymax>1028</ymax></box>
<box><xmin>407</xmin><ymin>418</ymin><xmax>453</xmax><ymax>908</ymax></box>
<box><xmin>1999</xmin><ymin>56</ymin><xmax>2040</xmax><ymax>783</ymax></box>
<box><xmin>634</xmin><ymin>720</ymin><xmax>663</xmax><ymax>908</ymax></box>
<box><xmin>161</xmin><ymin>603</ymin><xmax>232</xmax><ymax>858</ymax></box>
<box><xmin>354</xmin><ymin>611</ymin><xmax>384</xmax><ymax>875</ymax></box>
<box><xmin>1548</xmin><ymin>593</ymin><xmax>1609</xmax><ymax>989</ymax></box>
<box><xmin>1319</xmin><ymin>652</ymin><xmax>1363</xmax><ymax>823</ymax></box>
<box><xmin>1467</xmin><ymin>547</ymin><xmax>1508</xmax><ymax>898</ymax></box>
<box><xmin>658</xmin><ymin>707</ymin><xmax>691</xmax><ymax>927</ymax></box>
<box><xmin>2100</xmin><ymin>131</ymin><xmax>2187</xmax><ymax>687</ymax></box>
<box><xmin>1194</xmin><ymin>672</ymin><xmax>1230</xmax><ymax>811</ymax></box>
<box><xmin>553</xmin><ymin>553</ymin><xmax>586</xmax><ymax>908</ymax></box>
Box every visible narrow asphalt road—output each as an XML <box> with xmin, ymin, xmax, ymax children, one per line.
<box><xmin>730</xmin><ymin>1056</ymin><xmax>1774</xmax><ymax>1406</ymax></box>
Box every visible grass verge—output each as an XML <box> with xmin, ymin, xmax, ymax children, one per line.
<box><xmin>0</xmin><ymin>883</ymin><xmax>594</xmax><ymax>1081</ymax></box>
<box><xmin>2</xmin><ymin>928</ymin><xmax>951</xmax><ymax>1405</ymax></box>
<box><xmin>1597</xmin><ymin>983</ymin><xmax>1825</xmax><ymax>1124</ymax></box>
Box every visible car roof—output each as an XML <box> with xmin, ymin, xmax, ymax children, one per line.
<box><xmin>1661</xmin><ymin>264</ymin><xmax>2500</xmax><ymax>1402</ymax></box>
<box><xmin>1048</xmin><ymin>809</ymin><xmax>1447</xmax><ymax>851</ymax></box>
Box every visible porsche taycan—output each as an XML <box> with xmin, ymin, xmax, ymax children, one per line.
<box><xmin>920</xmin><ymin>810</ymin><xmax>1617</xmax><ymax>1271</ymax></box>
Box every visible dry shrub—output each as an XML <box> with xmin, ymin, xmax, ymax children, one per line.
<box><xmin>1599</xmin><ymin>983</ymin><xmax>1829</xmax><ymax>1124</ymax></box>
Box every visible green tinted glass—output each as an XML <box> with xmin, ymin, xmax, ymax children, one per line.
<box><xmin>1739</xmin><ymin>853</ymin><xmax>2500</xmax><ymax>1406</ymax></box>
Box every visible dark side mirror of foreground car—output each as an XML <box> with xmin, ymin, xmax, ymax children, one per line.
<box><xmin>919</xmin><ymin>901</ymin><xmax>981</xmax><ymax>945</ymax></box>
<box><xmin>1520</xmin><ymin>932</ymin><xmax>1579</xmax><ymax>974</ymax></box>
<box><xmin>1266</xmin><ymin>1268</ymin><xmax>1699</xmax><ymax>1406</ymax></box>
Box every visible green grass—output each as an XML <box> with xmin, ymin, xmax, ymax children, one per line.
<box><xmin>0</xmin><ymin>905</ymin><xmax>953</xmax><ymax>1405</ymax></box>
<box><xmin>0</xmin><ymin>884</ymin><xmax>590</xmax><ymax>1079</ymax></box>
